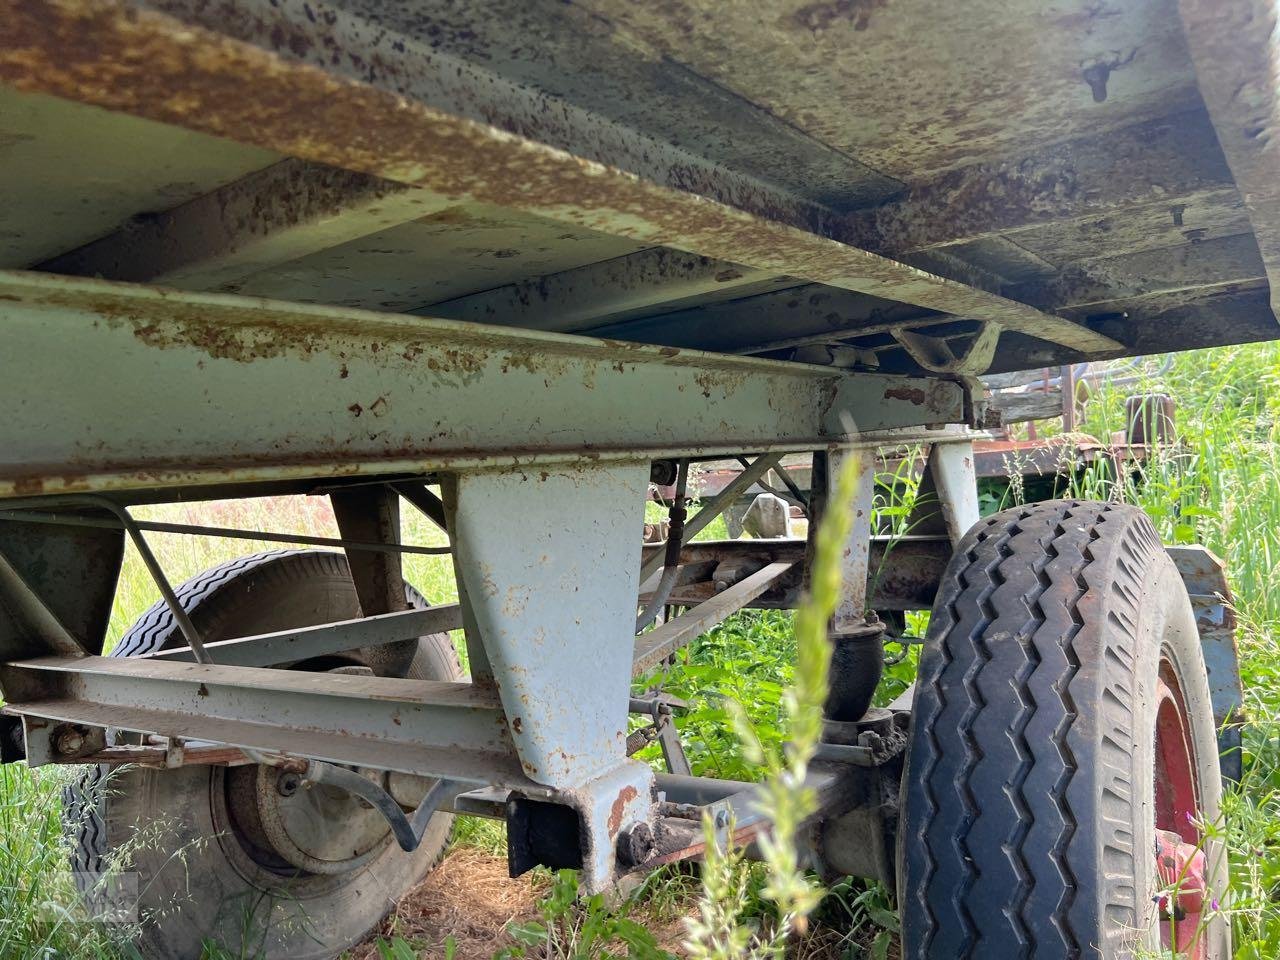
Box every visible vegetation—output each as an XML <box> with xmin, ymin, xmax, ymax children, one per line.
<box><xmin>3</xmin><ymin>341</ymin><xmax>1280</xmax><ymax>957</ymax></box>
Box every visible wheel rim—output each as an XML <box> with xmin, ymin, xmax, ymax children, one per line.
<box><xmin>1153</xmin><ymin>659</ymin><xmax>1211</xmax><ymax>959</ymax></box>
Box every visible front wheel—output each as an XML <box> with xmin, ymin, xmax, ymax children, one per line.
<box><xmin>899</xmin><ymin>501</ymin><xmax>1229</xmax><ymax>959</ymax></box>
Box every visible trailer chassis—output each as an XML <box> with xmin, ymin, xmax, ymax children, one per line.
<box><xmin>0</xmin><ymin>268</ymin><xmax>977</xmax><ymax>893</ymax></box>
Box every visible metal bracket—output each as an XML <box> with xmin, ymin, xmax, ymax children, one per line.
<box><xmin>893</xmin><ymin>321</ymin><xmax>1003</xmax><ymax>427</ymax></box>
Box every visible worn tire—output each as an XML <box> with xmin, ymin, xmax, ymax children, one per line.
<box><xmin>66</xmin><ymin>550</ymin><xmax>460</xmax><ymax>960</ymax></box>
<box><xmin>899</xmin><ymin>501</ymin><xmax>1229</xmax><ymax>959</ymax></box>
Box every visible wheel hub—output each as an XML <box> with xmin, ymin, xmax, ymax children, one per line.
<box><xmin>1153</xmin><ymin>667</ymin><xmax>1209</xmax><ymax>959</ymax></box>
<box><xmin>224</xmin><ymin>763</ymin><xmax>393</xmax><ymax>876</ymax></box>
<box><xmin>1156</xmin><ymin>828</ymin><xmax>1209</xmax><ymax>960</ymax></box>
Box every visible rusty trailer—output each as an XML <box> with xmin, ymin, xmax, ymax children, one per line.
<box><xmin>0</xmin><ymin>1</ymin><xmax>1269</xmax><ymax>956</ymax></box>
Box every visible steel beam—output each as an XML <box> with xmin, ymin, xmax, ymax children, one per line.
<box><xmin>147</xmin><ymin>604</ymin><xmax>463</xmax><ymax>667</ymax></box>
<box><xmin>916</xmin><ymin>432</ymin><xmax>980</xmax><ymax>546</ymax></box>
<box><xmin>810</xmin><ymin>448</ymin><xmax>878</xmax><ymax>632</ymax></box>
<box><xmin>1178</xmin><ymin>0</ymin><xmax>1280</xmax><ymax>321</ymax></box>
<box><xmin>36</xmin><ymin>158</ymin><xmax>441</xmax><ymax>292</ymax></box>
<box><xmin>0</xmin><ymin>271</ymin><xmax>966</xmax><ymax>498</ymax></box>
<box><xmin>1</xmin><ymin>654</ymin><xmax>524</xmax><ymax>783</ymax></box>
<box><xmin>41</xmin><ymin>168</ymin><xmax>787</xmax><ymax>333</ymax></box>
<box><xmin>589</xmin><ymin>284</ymin><xmax>936</xmax><ymax>355</ymax></box>
<box><xmin>0</xmin><ymin>0</ymin><xmax>1119</xmax><ymax>355</ymax></box>
<box><xmin>1089</xmin><ymin>286</ymin><xmax>1279</xmax><ymax>356</ymax></box>
<box><xmin>633</xmin><ymin>561</ymin><xmax>794</xmax><ymax>675</ymax></box>
<box><xmin>447</xmin><ymin>463</ymin><xmax>649</xmax><ymax>787</ymax></box>
<box><xmin>421</xmin><ymin>248</ymin><xmax>788</xmax><ymax>334</ymax></box>
<box><xmin>1010</xmin><ymin>233</ymin><xmax>1268</xmax><ymax>313</ymax></box>
<box><xmin>841</xmin><ymin>110</ymin><xmax>1238</xmax><ymax>257</ymax></box>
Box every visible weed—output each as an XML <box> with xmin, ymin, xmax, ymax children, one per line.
<box><xmin>683</xmin><ymin>448</ymin><xmax>859</xmax><ymax>959</ymax></box>
<box><xmin>499</xmin><ymin>869</ymin><xmax>670</xmax><ymax>960</ymax></box>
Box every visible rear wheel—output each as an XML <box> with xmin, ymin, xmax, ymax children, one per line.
<box><xmin>899</xmin><ymin>500</ymin><xmax>1229</xmax><ymax>959</ymax></box>
<box><xmin>67</xmin><ymin>550</ymin><xmax>460</xmax><ymax>959</ymax></box>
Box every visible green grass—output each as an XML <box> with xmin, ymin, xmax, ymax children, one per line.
<box><xmin>6</xmin><ymin>343</ymin><xmax>1280</xmax><ymax>957</ymax></box>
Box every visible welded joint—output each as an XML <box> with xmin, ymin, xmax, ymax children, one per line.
<box><xmin>892</xmin><ymin>322</ymin><xmax>1003</xmax><ymax>427</ymax></box>
<box><xmin>507</xmin><ymin>761</ymin><xmax>657</xmax><ymax>891</ymax></box>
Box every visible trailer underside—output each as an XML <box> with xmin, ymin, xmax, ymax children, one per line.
<box><xmin>0</xmin><ymin>0</ymin><xmax>1269</xmax><ymax>955</ymax></box>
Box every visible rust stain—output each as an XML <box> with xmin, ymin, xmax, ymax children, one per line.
<box><xmin>884</xmin><ymin>385</ymin><xmax>927</xmax><ymax>404</ymax></box>
<box><xmin>788</xmin><ymin>0</ymin><xmax>888</xmax><ymax>33</ymax></box>
<box><xmin>607</xmin><ymin>784</ymin><xmax>639</xmax><ymax>839</ymax></box>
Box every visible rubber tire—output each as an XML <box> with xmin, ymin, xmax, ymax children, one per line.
<box><xmin>66</xmin><ymin>550</ymin><xmax>461</xmax><ymax>960</ymax></box>
<box><xmin>899</xmin><ymin>501</ymin><xmax>1229</xmax><ymax>959</ymax></box>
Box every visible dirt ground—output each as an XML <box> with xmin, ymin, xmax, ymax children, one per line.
<box><xmin>350</xmin><ymin>846</ymin><xmax>884</xmax><ymax>960</ymax></box>
<box><xmin>351</xmin><ymin>848</ymin><xmax>690</xmax><ymax>960</ymax></box>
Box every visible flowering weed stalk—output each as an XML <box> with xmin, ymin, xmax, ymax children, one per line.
<box><xmin>685</xmin><ymin>452</ymin><xmax>861</xmax><ymax>959</ymax></box>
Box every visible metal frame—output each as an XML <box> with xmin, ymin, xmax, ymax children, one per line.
<box><xmin>0</xmin><ymin>270</ymin><xmax>965</xmax><ymax>497</ymax></box>
<box><xmin>0</xmin><ymin>444</ymin><xmax>925</xmax><ymax>890</ymax></box>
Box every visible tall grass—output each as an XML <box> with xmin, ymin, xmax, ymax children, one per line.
<box><xmin>0</xmin><ymin>764</ymin><xmax>142</xmax><ymax>959</ymax></box>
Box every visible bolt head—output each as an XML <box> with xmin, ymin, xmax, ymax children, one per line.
<box><xmin>857</xmin><ymin>731</ymin><xmax>883</xmax><ymax>751</ymax></box>
<box><xmin>276</xmin><ymin>771</ymin><xmax>301</xmax><ymax>797</ymax></box>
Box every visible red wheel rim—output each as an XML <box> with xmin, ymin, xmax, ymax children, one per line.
<box><xmin>1153</xmin><ymin>660</ymin><xmax>1210</xmax><ymax>959</ymax></box>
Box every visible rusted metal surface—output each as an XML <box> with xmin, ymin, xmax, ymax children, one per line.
<box><xmin>2</xmin><ymin>654</ymin><xmax>531</xmax><ymax>783</ymax></box>
<box><xmin>612</xmin><ymin>285</ymin><xmax>938</xmax><ymax>356</ymax></box>
<box><xmin>424</xmin><ymin>248</ymin><xmax>789</xmax><ymax>334</ymax></box>
<box><xmin>1090</xmin><ymin>286</ymin><xmax>1280</xmax><ymax>356</ymax></box>
<box><xmin>0</xmin><ymin>0</ymin><xmax>1269</xmax><ymax>374</ymax></box>
<box><xmin>1013</xmin><ymin>234</ymin><xmax>1268</xmax><ymax>312</ymax></box>
<box><xmin>151</xmin><ymin>0</ymin><xmax>899</xmax><ymax>214</ymax></box>
<box><xmin>0</xmin><ymin>0</ymin><xmax>1120</xmax><ymax>356</ymax></box>
<box><xmin>843</xmin><ymin>110</ymin><xmax>1238</xmax><ymax>258</ymax></box>
<box><xmin>915</xmin><ymin>433</ymin><xmax>979</xmax><ymax>546</ymax></box>
<box><xmin>36</xmin><ymin>159</ymin><xmax>437</xmax><ymax>292</ymax></box>
<box><xmin>1166</xmin><ymin>544</ymin><xmax>1245</xmax><ymax>781</ymax></box>
<box><xmin>331</xmin><ymin>486</ymin><xmax>411</xmax><ymax>616</ymax></box>
<box><xmin>0</xmin><ymin>83</ymin><xmax>277</xmax><ymax>269</ymax></box>
<box><xmin>0</xmin><ymin>270</ymin><xmax>968</xmax><ymax>498</ymax></box>
<box><xmin>808</xmin><ymin>447</ymin><xmax>877</xmax><ymax>633</ymax></box>
<box><xmin>1178</xmin><ymin>0</ymin><xmax>1280</xmax><ymax>320</ymax></box>
<box><xmin>589</xmin><ymin>0</ymin><xmax>1200</xmax><ymax>182</ymax></box>
<box><xmin>53</xmin><ymin>742</ymin><xmax>253</xmax><ymax>767</ymax></box>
